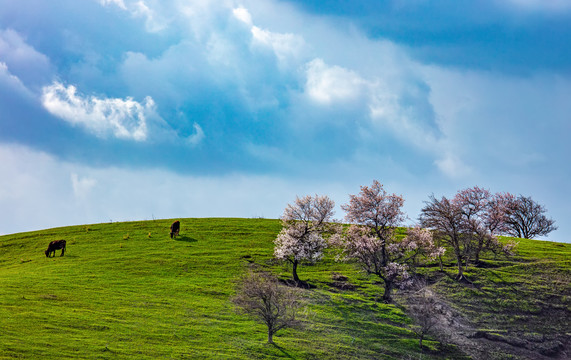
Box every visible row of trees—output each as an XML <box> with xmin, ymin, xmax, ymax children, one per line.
<box><xmin>274</xmin><ymin>181</ymin><xmax>556</xmax><ymax>296</ymax></box>
<box><xmin>233</xmin><ymin>181</ymin><xmax>556</xmax><ymax>344</ymax></box>
<box><xmin>419</xmin><ymin>187</ymin><xmax>556</xmax><ymax>281</ymax></box>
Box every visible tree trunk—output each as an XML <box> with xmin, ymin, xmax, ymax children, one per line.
<box><xmin>267</xmin><ymin>330</ymin><xmax>273</xmax><ymax>344</ymax></box>
<box><xmin>456</xmin><ymin>258</ymin><xmax>469</xmax><ymax>282</ymax></box>
<box><xmin>438</xmin><ymin>255</ymin><xmax>444</xmax><ymax>271</ymax></box>
<box><xmin>382</xmin><ymin>280</ymin><xmax>393</xmax><ymax>303</ymax></box>
<box><xmin>292</xmin><ymin>260</ymin><xmax>299</xmax><ymax>283</ymax></box>
<box><xmin>419</xmin><ymin>334</ymin><xmax>424</xmax><ymax>349</ymax></box>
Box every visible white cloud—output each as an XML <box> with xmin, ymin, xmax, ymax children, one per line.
<box><xmin>98</xmin><ymin>0</ymin><xmax>167</xmax><ymax>32</ymax></box>
<box><xmin>0</xmin><ymin>62</ymin><xmax>33</xmax><ymax>97</ymax></box>
<box><xmin>132</xmin><ymin>0</ymin><xmax>167</xmax><ymax>32</ymax></box>
<box><xmin>0</xmin><ymin>29</ymin><xmax>52</xmax><ymax>86</ymax></box>
<box><xmin>71</xmin><ymin>173</ymin><xmax>97</xmax><ymax>199</ymax></box>
<box><xmin>41</xmin><ymin>82</ymin><xmax>152</xmax><ymax>141</ymax></box>
<box><xmin>251</xmin><ymin>26</ymin><xmax>306</xmax><ymax>65</ymax></box>
<box><xmin>304</xmin><ymin>58</ymin><xmax>365</xmax><ymax>104</ymax></box>
<box><xmin>233</xmin><ymin>6</ymin><xmax>252</xmax><ymax>26</ymax></box>
<box><xmin>98</xmin><ymin>0</ymin><xmax>127</xmax><ymax>10</ymax></box>
<box><xmin>233</xmin><ymin>5</ymin><xmax>307</xmax><ymax>67</ymax></box>
<box><xmin>302</xmin><ymin>56</ymin><xmax>441</xmax><ymax>156</ymax></box>
<box><xmin>46</xmin><ymin>1</ymin><xmax>458</xmax><ymax>180</ymax></box>
<box><xmin>368</xmin><ymin>80</ymin><xmax>441</xmax><ymax>152</ymax></box>
<box><xmin>434</xmin><ymin>153</ymin><xmax>473</xmax><ymax>179</ymax></box>
<box><xmin>187</xmin><ymin>122</ymin><xmax>205</xmax><ymax>146</ymax></box>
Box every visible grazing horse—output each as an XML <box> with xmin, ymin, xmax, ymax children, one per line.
<box><xmin>170</xmin><ymin>220</ymin><xmax>180</xmax><ymax>239</ymax></box>
<box><xmin>45</xmin><ymin>240</ymin><xmax>66</xmax><ymax>257</ymax></box>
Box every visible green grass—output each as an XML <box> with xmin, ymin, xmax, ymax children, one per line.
<box><xmin>429</xmin><ymin>237</ymin><xmax>571</xmax><ymax>336</ymax></box>
<box><xmin>1</xmin><ymin>219</ymin><xmax>569</xmax><ymax>359</ymax></box>
<box><xmin>0</xmin><ymin>218</ymin><xmax>466</xmax><ymax>359</ymax></box>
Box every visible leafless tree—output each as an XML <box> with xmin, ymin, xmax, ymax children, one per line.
<box><xmin>407</xmin><ymin>285</ymin><xmax>440</xmax><ymax>349</ymax></box>
<box><xmin>501</xmin><ymin>194</ymin><xmax>557</xmax><ymax>239</ymax></box>
<box><xmin>231</xmin><ymin>270</ymin><xmax>301</xmax><ymax>344</ymax></box>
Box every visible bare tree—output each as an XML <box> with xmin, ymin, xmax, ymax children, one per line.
<box><xmin>232</xmin><ymin>270</ymin><xmax>301</xmax><ymax>344</ymax></box>
<box><xmin>274</xmin><ymin>194</ymin><xmax>335</xmax><ymax>284</ymax></box>
<box><xmin>336</xmin><ymin>181</ymin><xmax>443</xmax><ymax>302</ymax></box>
<box><xmin>408</xmin><ymin>286</ymin><xmax>440</xmax><ymax>349</ymax></box>
<box><xmin>501</xmin><ymin>194</ymin><xmax>557</xmax><ymax>239</ymax></box>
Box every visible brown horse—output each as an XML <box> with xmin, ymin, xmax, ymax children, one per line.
<box><xmin>45</xmin><ymin>240</ymin><xmax>66</xmax><ymax>257</ymax></box>
<box><xmin>170</xmin><ymin>220</ymin><xmax>180</xmax><ymax>239</ymax></box>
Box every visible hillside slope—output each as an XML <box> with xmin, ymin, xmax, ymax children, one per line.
<box><xmin>423</xmin><ymin>237</ymin><xmax>571</xmax><ymax>360</ymax></box>
<box><xmin>0</xmin><ymin>218</ymin><xmax>569</xmax><ymax>359</ymax></box>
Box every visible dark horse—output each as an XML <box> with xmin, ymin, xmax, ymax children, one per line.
<box><xmin>170</xmin><ymin>220</ymin><xmax>180</xmax><ymax>239</ymax></box>
<box><xmin>45</xmin><ymin>240</ymin><xmax>66</xmax><ymax>257</ymax></box>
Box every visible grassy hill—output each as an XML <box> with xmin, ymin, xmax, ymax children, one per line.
<box><xmin>0</xmin><ymin>218</ymin><xmax>569</xmax><ymax>359</ymax></box>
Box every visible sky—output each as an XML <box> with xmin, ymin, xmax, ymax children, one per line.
<box><xmin>0</xmin><ymin>0</ymin><xmax>569</xmax><ymax>242</ymax></box>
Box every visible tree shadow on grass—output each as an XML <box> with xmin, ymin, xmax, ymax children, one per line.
<box><xmin>174</xmin><ymin>235</ymin><xmax>198</xmax><ymax>243</ymax></box>
<box><xmin>271</xmin><ymin>343</ymin><xmax>295</xmax><ymax>359</ymax></box>
<box><xmin>279</xmin><ymin>278</ymin><xmax>316</xmax><ymax>289</ymax></box>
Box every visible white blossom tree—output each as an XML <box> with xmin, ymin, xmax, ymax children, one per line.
<box><xmin>274</xmin><ymin>194</ymin><xmax>335</xmax><ymax>284</ymax></box>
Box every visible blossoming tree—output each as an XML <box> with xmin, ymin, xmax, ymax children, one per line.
<box><xmin>336</xmin><ymin>181</ymin><xmax>444</xmax><ymax>302</ymax></box>
<box><xmin>456</xmin><ymin>187</ymin><xmax>520</xmax><ymax>263</ymax></box>
<box><xmin>420</xmin><ymin>187</ymin><xmax>517</xmax><ymax>281</ymax></box>
<box><xmin>274</xmin><ymin>194</ymin><xmax>335</xmax><ymax>284</ymax></box>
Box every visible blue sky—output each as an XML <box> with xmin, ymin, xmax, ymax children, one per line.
<box><xmin>1</xmin><ymin>0</ymin><xmax>569</xmax><ymax>242</ymax></box>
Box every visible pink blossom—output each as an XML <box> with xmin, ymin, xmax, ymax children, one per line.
<box><xmin>336</xmin><ymin>181</ymin><xmax>439</xmax><ymax>302</ymax></box>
